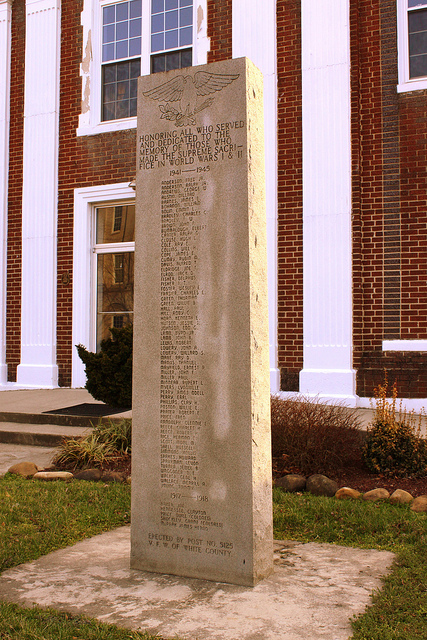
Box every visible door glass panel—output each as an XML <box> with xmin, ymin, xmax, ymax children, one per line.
<box><xmin>96</xmin><ymin>205</ymin><xmax>135</xmax><ymax>243</ymax></box>
<box><xmin>96</xmin><ymin>252</ymin><xmax>134</xmax><ymax>350</ymax></box>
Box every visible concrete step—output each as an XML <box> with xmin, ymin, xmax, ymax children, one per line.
<box><xmin>0</xmin><ymin>421</ymin><xmax>92</xmax><ymax>447</ymax></box>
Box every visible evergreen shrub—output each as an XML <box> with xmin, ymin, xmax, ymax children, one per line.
<box><xmin>76</xmin><ymin>323</ymin><xmax>133</xmax><ymax>408</ymax></box>
<box><xmin>363</xmin><ymin>375</ymin><xmax>427</xmax><ymax>478</ymax></box>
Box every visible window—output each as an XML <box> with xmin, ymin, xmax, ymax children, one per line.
<box><xmin>78</xmin><ymin>0</ymin><xmax>208</xmax><ymax>135</ymax></box>
<box><xmin>94</xmin><ymin>204</ymin><xmax>135</xmax><ymax>349</ymax></box>
<box><xmin>101</xmin><ymin>0</ymin><xmax>141</xmax><ymax>120</ymax></box>
<box><xmin>100</xmin><ymin>0</ymin><xmax>193</xmax><ymax>123</ymax></box>
<box><xmin>398</xmin><ymin>0</ymin><xmax>427</xmax><ymax>91</ymax></box>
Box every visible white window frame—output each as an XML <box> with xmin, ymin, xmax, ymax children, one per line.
<box><xmin>72</xmin><ymin>183</ymin><xmax>135</xmax><ymax>387</ymax></box>
<box><xmin>397</xmin><ymin>0</ymin><xmax>427</xmax><ymax>92</ymax></box>
<box><xmin>77</xmin><ymin>0</ymin><xmax>209</xmax><ymax>136</ymax></box>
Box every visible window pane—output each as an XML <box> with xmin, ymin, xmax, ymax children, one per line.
<box><xmin>179</xmin><ymin>26</ymin><xmax>192</xmax><ymax>46</ymax></box>
<box><xmin>102</xmin><ymin>102</ymin><xmax>116</xmax><ymax>121</ymax></box>
<box><xmin>116</xmin><ymin>39</ymin><xmax>128</xmax><ymax>58</ymax></box>
<box><xmin>117</xmin><ymin>61</ymin><xmax>130</xmax><ymax>80</ymax></box>
<box><xmin>130</xmin><ymin>97</ymin><xmax>138</xmax><ymax>116</ymax></box>
<box><xmin>129</xmin><ymin>37</ymin><xmax>141</xmax><ymax>56</ymax></box>
<box><xmin>180</xmin><ymin>0</ymin><xmax>192</xmax><ymax>6</ymax></box>
<box><xmin>410</xmin><ymin>52</ymin><xmax>427</xmax><ymax>76</ymax></box>
<box><xmin>117</xmin><ymin>81</ymin><xmax>130</xmax><ymax>99</ymax></box>
<box><xmin>116</xmin><ymin>20</ymin><xmax>128</xmax><ymax>40</ymax></box>
<box><xmin>103</xmin><ymin>4</ymin><xmax>116</xmax><ymax>24</ymax></box>
<box><xmin>181</xmin><ymin>48</ymin><xmax>192</xmax><ymax>67</ymax></box>
<box><xmin>130</xmin><ymin>18</ymin><xmax>141</xmax><ymax>37</ymax></box>
<box><xmin>408</xmin><ymin>1</ymin><xmax>427</xmax><ymax>7</ymax></box>
<box><xmin>152</xmin><ymin>0</ymin><xmax>164</xmax><ymax>12</ymax></box>
<box><xmin>152</xmin><ymin>12</ymin><xmax>164</xmax><ymax>33</ymax></box>
<box><xmin>151</xmin><ymin>54</ymin><xmax>166</xmax><ymax>73</ymax></box>
<box><xmin>151</xmin><ymin>32</ymin><xmax>164</xmax><ymax>52</ymax></box>
<box><xmin>116</xmin><ymin>2</ymin><xmax>128</xmax><ymax>21</ymax></box>
<box><xmin>166</xmin><ymin>0</ymin><xmax>178</xmax><ymax>8</ymax></box>
<box><xmin>409</xmin><ymin>30</ymin><xmax>427</xmax><ymax>55</ymax></box>
<box><xmin>130</xmin><ymin>58</ymin><xmax>141</xmax><ymax>77</ymax></box>
<box><xmin>96</xmin><ymin>206</ymin><xmax>135</xmax><ymax>244</ymax></box>
<box><xmin>165</xmin><ymin>9</ymin><xmax>178</xmax><ymax>29</ymax></box>
<box><xmin>103</xmin><ymin>63</ymin><xmax>116</xmax><ymax>83</ymax></box>
<box><xmin>102</xmin><ymin>43</ymin><xmax>115</xmax><ymax>62</ymax></box>
<box><xmin>130</xmin><ymin>0</ymin><xmax>142</xmax><ymax>18</ymax></box>
<box><xmin>103</xmin><ymin>24</ymin><xmax>115</xmax><ymax>43</ymax></box>
<box><xmin>166</xmin><ymin>50</ymin><xmax>180</xmax><ymax>70</ymax></box>
<box><xmin>180</xmin><ymin>6</ymin><xmax>192</xmax><ymax>26</ymax></box>
<box><xmin>130</xmin><ymin>78</ymin><xmax>138</xmax><ymax>97</ymax></box>
<box><xmin>104</xmin><ymin>82</ymin><xmax>117</xmax><ymax>102</ymax></box>
<box><xmin>96</xmin><ymin>251</ymin><xmax>134</xmax><ymax>351</ymax></box>
<box><xmin>165</xmin><ymin>29</ymin><xmax>178</xmax><ymax>48</ymax></box>
<box><xmin>409</xmin><ymin>8</ymin><xmax>427</xmax><ymax>31</ymax></box>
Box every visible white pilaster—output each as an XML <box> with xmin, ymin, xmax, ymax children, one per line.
<box><xmin>17</xmin><ymin>0</ymin><xmax>61</xmax><ymax>387</ymax></box>
<box><xmin>300</xmin><ymin>0</ymin><xmax>356</xmax><ymax>400</ymax></box>
<box><xmin>0</xmin><ymin>0</ymin><xmax>13</xmax><ymax>384</ymax></box>
<box><xmin>232</xmin><ymin>0</ymin><xmax>280</xmax><ymax>392</ymax></box>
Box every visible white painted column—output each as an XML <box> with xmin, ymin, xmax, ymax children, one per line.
<box><xmin>300</xmin><ymin>0</ymin><xmax>356</xmax><ymax>401</ymax></box>
<box><xmin>0</xmin><ymin>0</ymin><xmax>13</xmax><ymax>384</ymax></box>
<box><xmin>232</xmin><ymin>0</ymin><xmax>280</xmax><ymax>392</ymax></box>
<box><xmin>17</xmin><ymin>0</ymin><xmax>60</xmax><ymax>387</ymax></box>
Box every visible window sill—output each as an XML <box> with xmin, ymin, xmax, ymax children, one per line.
<box><xmin>383</xmin><ymin>339</ymin><xmax>427</xmax><ymax>352</ymax></box>
<box><xmin>397</xmin><ymin>78</ymin><xmax>427</xmax><ymax>93</ymax></box>
<box><xmin>77</xmin><ymin>116</ymin><xmax>137</xmax><ymax>137</ymax></box>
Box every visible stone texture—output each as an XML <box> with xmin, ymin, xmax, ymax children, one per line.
<box><xmin>362</xmin><ymin>488</ymin><xmax>390</xmax><ymax>502</ymax></box>
<box><xmin>74</xmin><ymin>468</ymin><xmax>102</xmax><ymax>481</ymax></box>
<box><xmin>335</xmin><ymin>487</ymin><xmax>361</xmax><ymax>500</ymax></box>
<box><xmin>132</xmin><ymin>58</ymin><xmax>272</xmax><ymax>586</ymax></box>
<box><xmin>389</xmin><ymin>489</ymin><xmax>413</xmax><ymax>504</ymax></box>
<box><xmin>275</xmin><ymin>474</ymin><xmax>306</xmax><ymax>492</ymax></box>
<box><xmin>7</xmin><ymin>461</ymin><xmax>39</xmax><ymax>477</ymax></box>
<box><xmin>306</xmin><ymin>474</ymin><xmax>338</xmax><ymax>497</ymax></box>
<box><xmin>33</xmin><ymin>471</ymin><xmax>73</xmax><ymax>481</ymax></box>
<box><xmin>410</xmin><ymin>495</ymin><xmax>427</xmax><ymax>512</ymax></box>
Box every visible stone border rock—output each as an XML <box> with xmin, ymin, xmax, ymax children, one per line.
<box><xmin>274</xmin><ymin>473</ymin><xmax>427</xmax><ymax>513</ymax></box>
<box><xmin>6</xmin><ymin>461</ymin><xmax>131</xmax><ymax>484</ymax></box>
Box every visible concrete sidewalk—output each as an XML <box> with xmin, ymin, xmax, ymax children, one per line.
<box><xmin>0</xmin><ymin>527</ymin><xmax>394</xmax><ymax>640</ymax></box>
<box><xmin>0</xmin><ymin>388</ymin><xmax>131</xmax><ymax>475</ymax></box>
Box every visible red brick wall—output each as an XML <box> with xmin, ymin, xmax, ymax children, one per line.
<box><xmin>207</xmin><ymin>0</ymin><xmax>232</xmax><ymax>63</ymax></box>
<box><xmin>276</xmin><ymin>0</ymin><xmax>303</xmax><ymax>391</ymax></box>
<box><xmin>56</xmin><ymin>0</ymin><xmax>137</xmax><ymax>386</ymax></box>
<box><xmin>352</xmin><ymin>0</ymin><xmax>427</xmax><ymax>397</ymax></box>
<box><xmin>6</xmin><ymin>0</ymin><xmax>25</xmax><ymax>382</ymax></box>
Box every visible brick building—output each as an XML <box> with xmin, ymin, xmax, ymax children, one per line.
<box><xmin>1</xmin><ymin>0</ymin><xmax>427</xmax><ymax>409</ymax></box>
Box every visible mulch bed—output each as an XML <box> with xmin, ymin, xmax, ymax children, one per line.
<box><xmin>272</xmin><ymin>458</ymin><xmax>427</xmax><ymax>497</ymax></box>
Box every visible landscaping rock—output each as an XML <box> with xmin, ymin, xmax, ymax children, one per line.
<box><xmin>7</xmin><ymin>462</ymin><xmax>40</xmax><ymax>477</ymax></box>
<box><xmin>126</xmin><ymin>476</ymin><xmax>131</xmax><ymax>485</ymax></box>
<box><xmin>335</xmin><ymin>487</ymin><xmax>361</xmax><ymax>500</ymax></box>
<box><xmin>306</xmin><ymin>474</ymin><xmax>338</xmax><ymax>497</ymax></box>
<box><xmin>101</xmin><ymin>471</ymin><xmax>125</xmax><ymax>483</ymax></box>
<box><xmin>33</xmin><ymin>471</ymin><xmax>74</xmax><ymax>482</ymax></box>
<box><xmin>362</xmin><ymin>488</ymin><xmax>390</xmax><ymax>502</ymax></box>
<box><xmin>275</xmin><ymin>474</ymin><xmax>306</xmax><ymax>493</ymax></box>
<box><xmin>74</xmin><ymin>468</ymin><xmax>102</xmax><ymax>481</ymax></box>
<box><xmin>389</xmin><ymin>489</ymin><xmax>413</xmax><ymax>504</ymax></box>
<box><xmin>410</xmin><ymin>495</ymin><xmax>427</xmax><ymax>513</ymax></box>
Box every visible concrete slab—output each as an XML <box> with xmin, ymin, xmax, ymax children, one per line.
<box><xmin>0</xmin><ymin>388</ymin><xmax>131</xmax><ymax>419</ymax></box>
<box><xmin>0</xmin><ymin>442</ymin><xmax>57</xmax><ymax>475</ymax></box>
<box><xmin>0</xmin><ymin>526</ymin><xmax>394</xmax><ymax>640</ymax></box>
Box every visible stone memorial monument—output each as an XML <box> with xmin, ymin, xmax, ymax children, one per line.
<box><xmin>131</xmin><ymin>57</ymin><xmax>272</xmax><ymax>586</ymax></box>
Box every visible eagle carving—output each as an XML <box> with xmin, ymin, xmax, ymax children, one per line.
<box><xmin>143</xmin><ymin>71</ymin><xmax>240</xmax><ymax>126</ymax></box>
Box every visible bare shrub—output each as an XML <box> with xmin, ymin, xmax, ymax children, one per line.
<box><xmin>271</xmin><ymin>395</ymin><xmax>364</xmax><ymax>476</ymax></box>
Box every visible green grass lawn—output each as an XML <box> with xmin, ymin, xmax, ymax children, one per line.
<box><xmin>1</xmin><ymin>475</ymin><xmax>427</xmax><ymax>640</ymax></box>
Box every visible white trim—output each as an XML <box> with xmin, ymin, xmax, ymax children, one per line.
<box><xmin>0</xmin><ymin>0</ymin><xmax>13</xmax><ymax>384</ymax></box>
<box><xmin>72</xmin><ymin>182</ymin><xmax>135</xmax><ymax>388</ymax></box>
<box><xmin>17</xmin><ymin>0</ymin><xmax>61</xmax><ymax>388</ymax></box>
<box><xmin>397</xmin><ymin>0</ymin><xmax>427</xmax><ymax>92</ymax></box>
<box><xmin>383</xmin><ymin>339</ymin><xmax>427</xmax><ymax>351</ymax></box>
<box><xmin>77</xmin><ymin>0</ymin><xmax>209</xmax><ymax>137</ymax></box>
<box><xmin>232</xmin><ymin>0</ymin><xmax>280</xmax><ymax>392</ymax></box>
<box><xmin>278</xmin><ymin>390</ymin><xmax>427</xmax><ymax>414</ymax></box>
<box><xmin>300</xmin><ymin>0</ymin><xmax>356</xmax><ymax>400</ymax></box>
